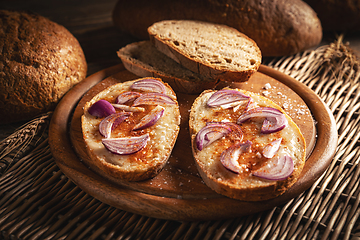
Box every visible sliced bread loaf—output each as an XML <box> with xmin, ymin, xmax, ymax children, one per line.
<box><xmin>81</xmin><ymin>78</ymin><xmax>181</xmax><ymax>181</ymax></box>
<box><xmin>189</xmin><ymin>88</ymin><xmax>306</xmax><ymax>201</ymax></box>
<box><xmin>117</xmin><ymin>41</ymin><xmax>218</xmax><ymax>94</ymax></box>
<box><xmin>148</xmin><ymin>20</ymin><xmax>262</xmax><ymax>83</ymax></box>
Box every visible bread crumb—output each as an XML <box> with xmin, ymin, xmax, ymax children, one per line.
<box><xmin>263</xmin><ymin>83</ymin><xmax>271</xmax><ymax>90</ymax></box>
<box><xmin>262</xmin><ymin>91</ymin><xmax>270</xmax><ymax>97</ymax></box>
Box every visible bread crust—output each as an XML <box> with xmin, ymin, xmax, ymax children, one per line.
<box><xmin>112</xmin><ymin>0</ymin><xmax>322</xmax><ymax>56</ymax></box>
<box><xmin>0</xmin><ymin>10</ymin><xmax>87</xmax><ymax>124</ymax></box>
<box><xmin>189</xmin><ymin>89</ymin><xmax>306</xmax><ymax>201</ymax></box>
<box><xmin>81</xmin><ymin>78</ymin><xmax>181</xmax><ymax>182</ymax></box>
<box><xmin>117</xmin><ymin>41</ymin><xmax>218</xmax><ymax>94</ymax></box>
<box><xmin>148</xmin><ymin>20</ymin><xmax>261</xmax><ymax>83</ymax></box>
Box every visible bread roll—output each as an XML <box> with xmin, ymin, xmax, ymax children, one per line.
<box><xmin>189</xmin><ymin>88</ymin><xmax>306</xmax><ymax>201</ymax></box>
<box><xmin>0</xmin><ymin>10</ymin><xmax>87</xmax><ymax>124</ymax></box>
<box><xmin>112</xmin><ymin>0</ymin><xmax>322</xmax><ymax>56</ymax></box>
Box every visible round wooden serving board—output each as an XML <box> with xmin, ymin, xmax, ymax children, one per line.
<box><xmin>49</xmin><ymin>64</ymin><xmax>338</xmax><ymax>221</ymax></box>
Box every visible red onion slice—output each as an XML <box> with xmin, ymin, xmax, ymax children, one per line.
<box><xmin>196</xmin><ymin>123</ymin><xmax>231</xmax><ymax>151</ymax></box>
<box><xmin>245</xmin><ymin>97</ymin><xmax>257</xmax><ymax>110</ymax></box>
<box><xmin>133</xmin><ymin>106</ymin><xmax>165</xmax><ymax>131</ymax></box>
<box><xmin>130</xmin><ymin>78</ymin><xmax>166</xmax><ymax>94</ymax></box>
<box><xmin>112</xmin><ymin>104</ymin><xmax>145</xmax><ymax>112</ymax></box>
<box><xmin>116</xmin><ymin>91</ymin><xmax>142</xmax><ymax>104</ymax></box>
<box><xmin>220</xmin><ymin>140</ymin><xmax>252</xmax><ymax>174</ymax></box>
<box><xmin>99</xmin><ymin>112</ymin><xmax>131</xmax><ymax>138</ymax></box>
<box><xmin>252</xmin><ymin>154</ymin><xmax>294</xmax><ymax>181</ymax></box>
<box><xmin>207</xmin><ymin>122</ymin><xmax>243</xmax><ymax>142</ymax></box>
<box><xmin>132</xmin><ymin>92</ymin><xmax>176</xmax><ymax>106</ymax></box>
<box><xmin>88</xmin><ymin>99</ymin><xmax>116</xmax><ymax>118</ymax></box>
<box><xmin>237</xmin><ymin>107</ymin><xmax>288</xmax><ymax>134</ymax></box>
<box><xmin>102</xmin><ymin>133</ymin><xmax>149</xmax><ymax>155</ymax></box>
<box><xmin>207</xmin><ymin>89</ymin><xmax>250</xmax><ymax>108</ymax></box>
<box><xmin>262</xmin><ymin>138</ymin><xmax>282</xmax><ymax>158</ymax></box>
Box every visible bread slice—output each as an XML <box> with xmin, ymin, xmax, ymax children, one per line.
<box><xmin>189</xmin><ymin>88</ymin><xmax>306</xmax><ymax>201</ymax></box>
<box><xmin>148</xmin><ymin>20</ymin><xmax>262</xmax><ymax>83</ymax></box>
<box><xmin>117</xmin><ymin>41</ymin><xmax>218</xmax><ymax>94</ymax></box>
<box><xmin>81</xmin><ymin>78</ymin><xmax>181</xmax><ymax>181</ymax></box>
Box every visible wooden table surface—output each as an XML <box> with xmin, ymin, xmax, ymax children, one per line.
<box><xmin>0</xmin><ymin>0</ymin><xmax>360</xmax><ymax>138</ymax></box>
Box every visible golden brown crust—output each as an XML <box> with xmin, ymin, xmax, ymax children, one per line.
<box><xmin>84</xmin><ymin>141</ymin><xmax>173</xmax><ymax>181</ymax></box>
<box><xmin>189</xmin><ymin>88</ymin><xmax>306</xmax><ymax>201</ymax></box>
<box><xmin>0</xmin><ymin>10</ymin><xmax>87</xmax><ymax>124</ymax></box>
<box><xmin>112</xmin><ymin>0</ymin><xmax>322</xmax><ymax>56</ymax></box>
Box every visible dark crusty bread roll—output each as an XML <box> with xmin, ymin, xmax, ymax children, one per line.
<box><xmin>0</xmin><ymin>10</ymin><xmax>87</xmax><ymax>124</ymax></box>
<box><xmin>117</xmin><ymin>41</ymin><xmax>218</xmax><ymax>94</ymax></box>
<box><xmin>112</xmin><ymin>0</ymin><xmax>323</xmax><ymax>57</ymax></box>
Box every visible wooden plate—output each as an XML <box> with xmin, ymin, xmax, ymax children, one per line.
<box><xmin>49</xmin><ymin>64</ymin><xmax>337</xmax><ymax>221</ymax></box>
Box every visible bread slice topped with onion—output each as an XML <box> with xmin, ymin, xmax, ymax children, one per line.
<box><xmin>81</xmin><ymin>77</ymin><xmax>181</xmax><ymax>181</ymax></box>
<box><xmin>189</xmin><ymin>88</ymin><xmax>306</xmax><ymax>201</ymax></box>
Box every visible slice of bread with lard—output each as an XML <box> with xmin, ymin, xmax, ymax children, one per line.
<box><xmin>189</xmin><ymin>88</ymin><xmax>306</xmax><ymax>201</ymax></box>
<box><xmin>81</xmin><ymin>77</ymin><xmax>180</xmax><ymax>181</ymax></box>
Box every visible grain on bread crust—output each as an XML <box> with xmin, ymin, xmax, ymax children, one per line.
<box><xmin>81</xmin><ymin>78</ymin><xmax>181</xmax><ymax>181</ymax></box>
<box><xmin>148</xmin><ymin>20</ymin><xmax>262</xmax><ymax>83</ymax></box>
<box><xmin>112</xmin><ymin>0</ymin><xmax>322</xmax><ymax>56</ymax></box>
<box><xmin>189</xmin><ymin>89</ymin><xmax>306</xmax><ymax>201</ymax></box>
<box><xmin>117</xmin><ymin>41</ymin><xmax>218</xmax><ymax>94</ymax></box>
<box><xmin>0</xmin><ymin>10</ymin><xmax>87</xmax><ymax>124</ymax></box>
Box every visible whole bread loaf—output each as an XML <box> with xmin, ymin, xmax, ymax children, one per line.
<box><xmin>112</xmin><ymin>0</ymin><xmax>322</xmax><ymax>57</ymax></box>
<box><xmin>189</xmin><ymin>88</ymin><xmax>306</xmax><ymax>201</ymax></box>
<box><xmin>148</xmin><ymin>20</ymin><xmax>262</xmax><ymax>83</ymax></box>
<box><xmin>0</xmin><ymin>10</ymin><xmax>87</xmax><ymax>124</ymax></box>
<box><xmin>117</xmin><ymin>41</ymin><xmax>217</xmax><ymax>94</ymax></box>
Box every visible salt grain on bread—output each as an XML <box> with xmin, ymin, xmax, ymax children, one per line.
<box><xmin>0</xmin><ymin>10</ymin><xmax>87</xmax><ymax>124</ymax></box>
<box><xmin>81</xmin><ymin>78</ymin><xmax>180</xmax><ymax>181</ymax></box>
<box><xmin>189</xmin><ymin>88</ymin><xmax>306</xmax><ymax>201</ymax></box>
<box><xmin>148</xmin><ymin>20</ymin><xmax>262</xmax><ymax>83</ymax></box>
<box><xmin>117</xmin><ymin>41</ymin><xmax>217</xmax><ymax>94</ymax></box>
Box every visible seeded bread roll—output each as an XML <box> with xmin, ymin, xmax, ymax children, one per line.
<box><xmin>189</xmin><ymin>88</ymin><xmax>306</xmax><ymax>201</ymax></box>
<box><xmin>148</xmin><ymin>20</ymin><xmax>262</xmax><ymax>83</ymax></box>
<box><xmin>0</xmin><ymin>10</ymin><xmax>87</xmax><ymax>124</ymax></box>
<box><xmin>117</xmin><ymin>41</ymin><xmax>217</xmax><ymax>94</ymax></box>
<box><xmin>81</xmin><ymin>78</ymin><xmax>181</xmax><ymax>181</ymax></box>
<box><xmin>112</xmin><ymin>0</ymin><xmax>323</xmax><ymax>56</ymax></box>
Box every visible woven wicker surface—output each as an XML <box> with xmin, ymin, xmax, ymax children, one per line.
<box><xmin>1</xmin><ymin>37</ymin><xmax>359</xmax><ymax>240</ymax></box>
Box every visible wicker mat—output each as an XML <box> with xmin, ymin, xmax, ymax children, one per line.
<box><xmin>1</xmin><ymin>36</ymin><xmax>360</xmax><ymax>240</ymax></box>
